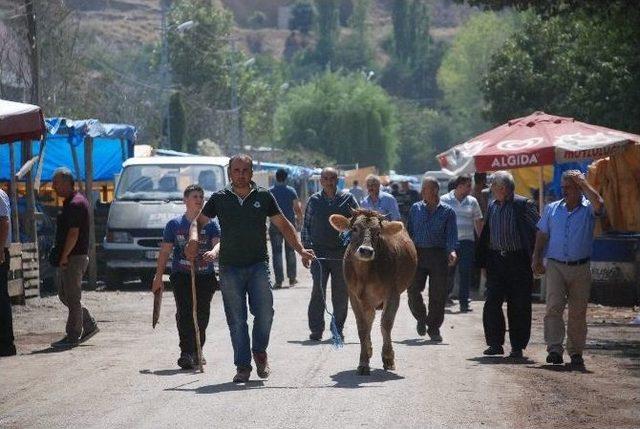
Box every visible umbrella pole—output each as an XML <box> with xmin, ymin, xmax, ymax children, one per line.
<box><xmin>538</xmin><ymin>166</ymin><xmax>544</xmax><ymax>213</ymax></box>
<box><xmin>190</xmin><ymin>264</ymin><xmax>204</xmax><ymax>373</ymax></box>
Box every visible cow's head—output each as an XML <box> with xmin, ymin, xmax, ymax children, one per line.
<box><xmin>330</xmin><ymin>209</ymin><xmax>404</xmax><ymax>262</ymax></box>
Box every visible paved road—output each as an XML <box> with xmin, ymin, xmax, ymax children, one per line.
<box><xmin>2</xmin><ymin>257</ymin><xmax>639</xmax><ymax>428</ymax></box>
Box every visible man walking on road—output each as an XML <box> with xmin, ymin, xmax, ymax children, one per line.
<box><xmin>406</xmin><ymin>176</ymin><xmax>458</xmax><ymax>342</ymax></box>
<box><xmin>269</xmin><ymin>168</ymin><xmax>303</xmax><ymax>289</ymax></box>
<box><xmin>153</xmin><ymin>185</ymin><xmax>220</xmax><ymax>370</ymax></box>
<box><xmin>50</xmin><ymin>168</ymin><xmax>99</xmax><ymax>348</ymax></box>
<box><xmin>0</xmin><ymin>187</ymin><xmax>16</xmax><ymax>357</ymax></box>
<box><xmin>361</xmin><ymin>174</ymin><xmax>401</xmax><ymax>221</ymax></box>
<box><xmin>187</xmin><ymin>154</ymin><xmax>314</xmax><ymax>383</ymax></box>
<box><xmin>477</xmin><ymin>171</ymin><xmax>538</xmax><ymax>358</ymax></box>
<box><xmin>441</xmin><ymin>174</ymin><xmax>483</xmax><ymax>313</ymax></box>
<box><xmin>301</xmin><ymin>167</ymin><xmax>359</xmax><ymax>341</ymax></box>
<box><xmin>347</xmin><ymin>180</ymin><xmax>365</xmax><ymax>203</ymax></box>
<box><xmin>532</xmin><ymin>170</ymin><xmax>603</xmax><ymax>367</ymax></box>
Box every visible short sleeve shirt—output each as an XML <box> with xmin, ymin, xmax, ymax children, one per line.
<box><xmin>0</xmin><ymin>189</ymin><xmax>11</xmax><ymax>248</ymax></box>
<box><xmin>269</xmin><ymin>183</ymin><xmax>298</xmax><ymax>223</ymax></box>
<box><xmin>440</xmin><ymin>191</ymin><xmax>483</xmax><ymax>241</ymax></box>
<box><xmin>202</xmin><ymin>183</ymin><xmax>280</xmax><ymax>267</ymax></box>
<box><xmin>55</xmin><ymin>191</ymin><xmax>89</xmax><ymax>255</ymax></box>
<box><xmin>162</xmin><ymin>215</ymin><xmax>220</xmax><ymax>274</ymax></box>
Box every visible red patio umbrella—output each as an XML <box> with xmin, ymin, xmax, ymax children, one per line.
<box><xmin>437</xmin><ymin>111</ymin><xmax>640</xmax><ymax>175</ymax></box>
<box><xmin>0</xmin><ymin>99</ymin><xmax>46</xmax><ymax>144</ymax></box>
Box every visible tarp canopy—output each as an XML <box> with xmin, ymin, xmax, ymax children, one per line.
<box><xmin>0</xmin><ymin>117</ymin><xmax>136</xmax><ymax>182</ymax></box>
<box><xmin>253</xmin><ymin>161</ymin><xmax>315</xmax><ymax>180</ymax></box>
<box><xmin>0</xmin><ymin>99</ymin><xmax>46</xmax><ymax>144</ymax></box>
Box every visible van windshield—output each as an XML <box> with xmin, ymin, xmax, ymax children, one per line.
<box><xmin>116</xmin><ymin>164</ymin><xmax>225</xmax><ymax>201</ymax></box>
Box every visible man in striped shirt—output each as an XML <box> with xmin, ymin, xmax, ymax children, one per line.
<box><xmin>477</xmin><ymin>171</ymin><xmax>539</xmax><ymax>359</ymax></box>
<box><xmin>406</xmin><ymin>176</ymin><xmax>458</xmax><ymax>342</ymax></box>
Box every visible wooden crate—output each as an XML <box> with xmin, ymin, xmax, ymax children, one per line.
<box><xmin>8</xmin><ymin>243</ymin><xmax>24</xmax><ymax>304</ymax></box>
<box><xmin>21</xmin><ymin>242</ymin><xmax>40</xmax><ymax>299</ymax></box>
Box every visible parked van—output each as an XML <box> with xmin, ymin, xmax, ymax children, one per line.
<box><xmin>103</xmin><ymin>156</ymin><xmax>229</xmax><ymax>288</ymax></box>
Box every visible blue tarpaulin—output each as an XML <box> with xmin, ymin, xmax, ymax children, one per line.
<box><xmin>0</xmin><ymin>117</ymin><xmax>136</xmax><ymax>182</ymax></box>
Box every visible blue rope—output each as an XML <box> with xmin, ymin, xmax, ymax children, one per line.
<box><xmin>312</xmin><ymin>257</ymin><xmax>346</xmax><ymax>349</ymax></box>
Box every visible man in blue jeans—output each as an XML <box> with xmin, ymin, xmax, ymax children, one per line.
<box><xmin>441</xmin><ymin>174</ymin><xmax>483</xmax><ymax>312</ymax></box>
<box><xmin>269</xmin><ymin>168</ymin><xmax>303</xmax><ymax>289</ymax></box>
<box><xmin>187</xmin><ymin>154</ymin><xmax>314</xmax><ymax>383</ymax></box>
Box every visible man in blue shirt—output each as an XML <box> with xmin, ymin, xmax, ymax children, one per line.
<box><xmin>406</xmin><ymin>176</ymin><xmax>458</xmax><ymax>342</ymax></box>
<box><xmin>532</xmin><ymin>170</ymin><xmax>604</xmax><ymax>367</ymax></box>
<box><xmin>152</xmin><ymin>184</ymin><xmax>220</xmax><ymax>370</ymax></box>
<box><xmin>269</xmin><ymin>168</ymin><xmax>303</xmax><ymax>288</ymax></box>
<box><xmin>361</xmin><ymin>174</ymin><xmax>401</xmax><ymax>221</ymax></box>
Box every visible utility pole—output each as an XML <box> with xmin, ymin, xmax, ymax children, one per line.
<box><xmin>160</xmin><ymin>0</ymin><xmax>172</xmax><ymax>149</ymax></box>
<box><xmin>25</xmin><ymin>0</ymin><xmax>40</xmax><ymax>105</ymax></box>
<box><xmin>229</xmin><ymin>38</ymin><xmax>240</xmax><ymax>153</ymax></box>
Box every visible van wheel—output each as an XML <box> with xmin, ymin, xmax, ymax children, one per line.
<box><xmin>105</xmin><ymin>270</ymin><xmax>124</xmax><ymax>290</ymax></box>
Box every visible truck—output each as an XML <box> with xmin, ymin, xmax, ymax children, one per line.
<box><xmin>102</xmin><ymin>156</ymin><xmax>229</xmax><ymax>288</ymax></box>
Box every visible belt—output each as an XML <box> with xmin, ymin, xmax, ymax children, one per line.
<box><xmin>549</xmin><ymin>257</ymin><xmax>590</xmax><ymax>266</ymax></box>
<box><xmin>490</xmin><ymin>249</ymin><xmax>524</xmax><ymax>257</ymax></box>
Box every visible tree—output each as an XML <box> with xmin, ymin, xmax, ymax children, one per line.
<box><xmin>335</xmin><ymin>0</ymin><xmax>374</xmax><ymax>71</ymax></box>
<box><xmin>168</xmin><ymin>92</ymin><xmax>186</xmax><ymax>152</ymax></box>
<box><xmin>483</xmin><ymin>10</ymin><xmax>640</xmax><ymax>133</ymax></box>
<box><xmin>314</xmin><ymin>0</ymin><xmax>340</xmax><ymax>67</ymax></box>
<box><xmin>289</xmin><ymin>1</ymin><xmax>316</xmax><ymax>34</ymax></box>
<box><xmin>275</xmin><ymin>72</ymin><xmax>398</xmax><ymax>171</ymax></box>
<box><xmin>437</xmin><ymin>11</ymin><xmax>520</xmax><ymax>141</ymax></box>
<box><xmin>394</xmin><ymin>99</ymin><xmax>454</xmax><ymax>173</ymax></box>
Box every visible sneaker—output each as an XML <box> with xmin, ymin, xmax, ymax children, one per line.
<box><xmin>177</xmin><ymin>352</ymin><xmax>195</xmax><ymax>370</ymax></box>
<box><xmin>253</xmin><ymin>351</ymin><xmax>271</xmax><ymax>379</ymax></box>
<box><xmin>427</xmin><ymin>329</ymin><xmax>442</xmax><ymax>343</ymax></box>
<box><xmin>570</xmin><ymin>354</ymin><xmax>584</xmax><ymax>367</ymax></box>
<box><xmin>51</xmin><ymin>336</ymin><xmax>80</xmax><ymax>348</ymax></box>
<box><xmin>80</xmin><ymin>325</ymin><xmax>100</xmax><ymax>343</ymax></box>
<box><xmin>508</xmin><ymin>348</ymin><xmax>523</xmax><ymax>358</ymax></box>
<box><xmin>483</xmin><ymin>345</ymin><xmax>504</xmax><ymax>355</ymax></box>
<box><xmin>309</xmin><ymin>332</ymin><xmax>322</xmax><ymax>341</ymax></box>
<box><xmin>233</xmin><ymin>366</ymin><xmax>251</xmax><ymax>383</ymax></box>
<box><xmin>416</xmin><ymin>321</ymin><xmax>427</xmax><ymax>337</ymax></box>
<box><xmin>289</xmin><ymin>278</ymin><xmax>298</xmax><ymax>287</ymax></box>
<box><xmin>546</xmin><ymin>351</ymin><xmax>564</xmax><ymax>365</ymax></box>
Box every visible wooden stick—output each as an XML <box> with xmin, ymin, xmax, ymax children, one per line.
<box><xmin>190</xmin><ymin>264</ymin><xmax>204</xmax><ymax>373</ymax></box>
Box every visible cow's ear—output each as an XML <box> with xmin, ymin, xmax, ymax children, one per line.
<box><xmin>329</xmin><ymin>214</ymin><xmax>350</xmax><ymax>232</ymax></box>
<box><xmin>381</xmin><ymin>221</ymin><xmax>404</xmax><ymax>236</ymax></box>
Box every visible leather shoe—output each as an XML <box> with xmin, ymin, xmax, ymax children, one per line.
<box><xmin>416</xmin><ymin>321</ymin><xmax>427</xmax><ymax>337</ymax></box>
<box><xmin>508</xmin><ymin>348</ymin><xmax>523</xmax><ymax>358</ymax></box>
<box><xmin>309</xmin><ymin>332</ymin><xmax>322</xmax><ymax>341</ymax></box>
<box><xmin>483</xmin><ymin>345</ymin><xmax>504</xmax><ymax>355</ymax></box>
<box><xmin>546</xmin><ymin>351</ymin><xmax>564</xmax><ymax>365</ymax></box>
<box><xmin>253</xmin><ymin>351</ymin><xmax>271</xmax><ymax>379</ymax></box>
<box><xmin>570</xmin><ymin>354</ymin><xmax>584</xmax><ymax>367</ymax></box>
<box><xmin>233</xmin><ymin>366</ymin><xmax>251</xmax><ymax>383</ymax></box>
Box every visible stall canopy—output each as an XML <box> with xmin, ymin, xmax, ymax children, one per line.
<box><xmin>437</xmin><ymin>111</ymin><xmax>640</xmax><ymax>175</ymax></box>
<box><xmin>0</xmin><ymin>99</ymin><xmax>46</xmax><ymax>144</ymax></box>
<box><xmin>0</xmin><ymin>117</ymin><xmax>136</xmax><ymax>182</ymax></box>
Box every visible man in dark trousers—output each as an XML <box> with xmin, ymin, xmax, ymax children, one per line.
<box><xmin>50</xmin><ymin>168</ymin><xmax>99</xmax><ymax>348</ymax></box>
<box><xmin>186</xmin><ymin>154</ymin><xmax>314</xmax><ymax>383</ymax></box>
<box><xmin>477</xmin><ymin>170</ymin><xmax>539</xmax><ymax>358</ymax></box>
<box><xmin>0</xmin><ymin>187</ymin><xmax>16</xmax><ymax>357</ymax></box>
<box><xmin>269</xmin><ymin>168</ymin><xmax>303</xmax><ymax>289</ymax></box>
<box><xmin>301</xmin><ymin>167</ymin><xmax>359</xmax><ymax>341</ymax></box>
<box><xmin>152</xmin><ymin>184</ymin><xmax>220</xmax><ymax>370</ymax></box>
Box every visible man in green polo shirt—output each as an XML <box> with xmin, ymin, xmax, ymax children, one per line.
<box><xmin>187</xmin><ymin>154</ymin><xmax>314</xmax><ymax>383</ymax></box>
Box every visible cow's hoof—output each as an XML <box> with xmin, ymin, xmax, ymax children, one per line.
<box><xmin>382</xmin><ymin>359</ymin><xmax>395</xmax><ymax>371</ymax></box>
<box><xmin>356</xmin><ymin>365</ymin><xmax>371</xmax><ymax>376</ymax></box>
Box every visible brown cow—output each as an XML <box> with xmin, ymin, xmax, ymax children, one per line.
<box><xmin>329</xmin><ymin>209</ymin><xmax>417</xmax><ymax>375</ymax></box>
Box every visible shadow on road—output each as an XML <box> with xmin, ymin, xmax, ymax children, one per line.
<box><xmin>164</xmin><ymin>380</ymin><xmax>298</xmax><ymax>394</ymax></box>
<box><xmin>29</xmin><ymin>344</ymin><xmax>94</xmax><ymax>354</ymax></box>
<box><xmin>528</xmin><ymin>364</ymin><xmax>593</xmax><ymax>374</ymax></box>
<box><xmin>139</xmin><ymin>368</ymin><xmax>187</xmax><ymax>376</ymax></box>
<box><xmin>330</xmin><ymin>369</ymin><xmax>404</xmax><ymax>389</ymax></box>
<box><xmin>393</xmin><ymin>339</ymin><xmax>449</xmax><ymax>346</ymax></box>
<box><xmin>467</xmin><ymin>356</ymin><xmax>535</xmax><ymax>365</ymax></box>
<box><xmin>287</xmin><ymin>339</ymin><xmax>359</xmax><ymax>346</ymax></box>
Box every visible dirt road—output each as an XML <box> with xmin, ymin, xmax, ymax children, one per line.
<box><xmin>2</xmin><ymin>261</ymin><xmax>639</xmax><ymax>429</ymax></box>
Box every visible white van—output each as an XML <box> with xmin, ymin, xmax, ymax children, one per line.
<box><xmin>103</xmin><ymin>156</ymin><xmax>229</xmax><ymax>288</ymax></box>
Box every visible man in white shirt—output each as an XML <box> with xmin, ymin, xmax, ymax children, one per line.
<box><xmin>440</xmin><ymin>174</ymin><xmax>483</xmax><ymax>312</ymax></box>
<box><xmin>0</xmin><ymin>188</ymin><xmax>16</xmax><ymax>356</ymax></box>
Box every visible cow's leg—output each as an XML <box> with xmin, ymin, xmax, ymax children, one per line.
<box><xmin>381</xmin><ymin>292</ymin><xmax>400</xmax><ymax>370</ymax></box>
<box><xmin>351</xmin><ymin>294</ymin><xmax>374</xmax><ymax>375</ymax></box>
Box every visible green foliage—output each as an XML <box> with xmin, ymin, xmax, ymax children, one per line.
<box><xmin>483</xmin><ymin>9</ymin><xmax>640</xmax><ymax>132</ymax></box>
<box><xmin>314</xmin><ymin>0</ymin><xmax>341</xmax><ymax>67</ymax></box>
<box><xmin>437</xmin><ymin>11</ymin><xmax>520</xmax><ymax>140</ymax></box>
<box><xmin>394</xmin><ymin>99</ymin><xmax>454</xmax><ymax>173</ymax></box>
<box><xmin>289</xmin><ymin>1</ymin><xmax>316</xmax><ymax>34</ymax></box>
<box><xmin>275</xmin><ymin>72</ymin><xmax>398</xmax><ymax>172</ymax></box>
<box><xmin>334</xmin><ymin>0</ymin><xmax>374</xmax><ymax>71</ymax></box>
<box><xmin>168</xmin><ymin>91</ymin><xmax>186</xmax><ymax>152</ymax></box>
<box><xmin>248</xmin><ymin>11</ymin><xmax>267</xmax><ymax>29</ymax></box>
